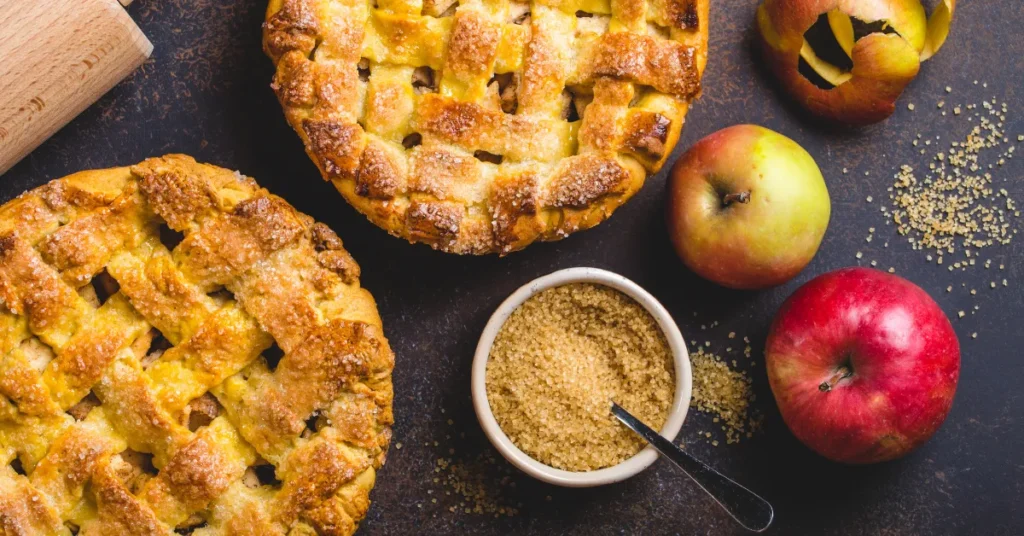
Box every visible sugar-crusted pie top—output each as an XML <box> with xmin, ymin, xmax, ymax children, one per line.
<box><xmin>265</xmin><ymin>0</ymin><xmax>709</xmax><ymax>254</ymax></box>
<box><xmin>0</xmin><ymin>155</ymin><xmax>393</xmax><ymax>535</ymax></box>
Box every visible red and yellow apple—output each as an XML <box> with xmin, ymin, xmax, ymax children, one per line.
<box><xmin>765</xmin><ymin>267</ymin><xmax>960</xmax><ymax>464</ymax></box>
<box><xmin>666</xmin><ymin>125</ymin><xmax>830</xmax><ymax>290</ymax></box>
<box><xmin>756</xmin><ymin>0</ymin><xmax>956</xmax><ymax>125</ymax></box>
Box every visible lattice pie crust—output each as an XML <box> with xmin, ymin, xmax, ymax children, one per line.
<box><xmin>0</xmin><ymin>155</ymin><xmax>393</xmax><ymax>535</ymax></box>
<box><xmin>265</xmin><ymin>0</ymin><xmax>709</xmax><ymax>254</ymax></box>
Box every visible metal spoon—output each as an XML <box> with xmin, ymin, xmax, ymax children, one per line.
<box><xmin>612</xmin><ymin>402</ymin><xmax>774</xmax><ymax>533</ymax></box>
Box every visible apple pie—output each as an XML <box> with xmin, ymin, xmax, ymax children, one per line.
<box><xmin>265</xmin><ymin>0</ymin><xmax>709</xmax><ymax>254</ymax></box>
<box><xmin>0</xmin><ymin>155</ymin><xmax>394</xmax><ymax>535</ymax></box>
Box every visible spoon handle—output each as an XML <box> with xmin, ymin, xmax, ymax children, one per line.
<box><xmin>611</xmin><ymin>403</ymin><xmax>774</xmax><ymax>533</ymax></box>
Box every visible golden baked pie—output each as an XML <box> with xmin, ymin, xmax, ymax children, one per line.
<box><xmin>264</xmin><ymin>0</ymin><xmax>709</xmax><ymax>254</ymax></box>
<box><xmin>0</xmin><ymin>155</ymin><xmax>393</xmax><ymax>535</ymax></box>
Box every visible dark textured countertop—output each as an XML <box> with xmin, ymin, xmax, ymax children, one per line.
<box><xmin>3</xmin><ymin>1</ymin><xmax>1022</xmax><ymax>534</ymax></box>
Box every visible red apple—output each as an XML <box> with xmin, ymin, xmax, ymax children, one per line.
<box><xmin>666</xmin><ymin>125</ymin><xmax>830</xmax><ymax>290</ymax></box>
<box><xmin>765</xmin><ymin>267</ymin><xmax>960</xmax><ymax>464</ymax></box>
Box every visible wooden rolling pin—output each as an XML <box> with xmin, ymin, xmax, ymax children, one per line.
<box><xmin>0</xmin><ymin>0</ymin><xmax>152</xmax><ymax>175</ymax></box>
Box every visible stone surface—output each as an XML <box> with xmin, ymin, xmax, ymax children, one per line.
<box><xmin>3</xmin><ymin>1</ymin><xmax>1022</xmax><ymax>534</ymax></box>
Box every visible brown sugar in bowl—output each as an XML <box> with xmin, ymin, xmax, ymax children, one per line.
<box><xmin>471</xmin><ymin>268</ymin><xmax>692</xmax><ymax>487</ymax></box>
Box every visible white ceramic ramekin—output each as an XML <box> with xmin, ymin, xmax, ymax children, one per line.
<box><xmin>471</xmin><ymin>267</ymin><xmax>692</xmax><ymax>487</ymax></box>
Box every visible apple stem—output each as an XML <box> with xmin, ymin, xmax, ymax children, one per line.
<box><xmin>819</xmin><ymin>366</ymin><xmax>853</xmax><ymax>392</ymax></box>
<box><xmin>722</xmin><ymin>191</ymin><xmax>751</xmax><ymax>206</ymax></box>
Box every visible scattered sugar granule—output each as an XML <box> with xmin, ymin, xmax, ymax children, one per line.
<box><xmin>690</xmin><ymin>347</ymin><xmax>762</xmax><ymax>445</ymax></box>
